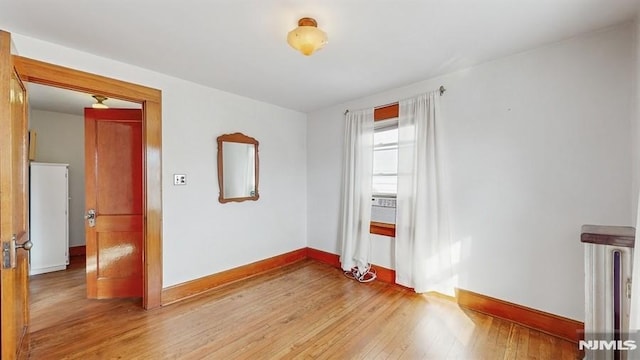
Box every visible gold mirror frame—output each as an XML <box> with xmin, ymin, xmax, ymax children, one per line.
<box><xmin>217</xmin><ymin>132</ymin><xmax>259</xmax><ymax>203</ymax></box>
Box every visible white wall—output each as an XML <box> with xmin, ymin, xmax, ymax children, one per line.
<box><xmin>308</xmin><ymin>23</ymin><xmax>635</xmax><ymax>321</ymax></box>
<box><xmin>29</xmin><ymin>110</ymin><xmax>85</xmax><ymax>248</ymax></box>
<box><xmin>12</xmin><ymin>33</ymin><xmax>308</xmax><ymax>288</ymax></box>
<box><xmin>12</xmin><ymin>22</ymin><xmax>635</xmax><ymax>321</ymax></box>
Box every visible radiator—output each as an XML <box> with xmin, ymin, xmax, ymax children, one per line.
<box><xmin>582</xmin><ymin>225</ymin><xmax>635</xmax><ymax>360</ymax></box>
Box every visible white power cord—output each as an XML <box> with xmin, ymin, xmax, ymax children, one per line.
<box><xmin>344</xmin><ymin>264</ymin><xmax>377</xmax><ymax>283</ymax></box>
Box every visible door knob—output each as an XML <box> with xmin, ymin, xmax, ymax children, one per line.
<box><xmin>12</xmin><ymin>234</ymin><xmax>32</xmax><ymax>251</ymax></box>
<box><xmin>15</xmin><ymin>239</ymin><xmax>33</xmax><ymax>251</ymax></box>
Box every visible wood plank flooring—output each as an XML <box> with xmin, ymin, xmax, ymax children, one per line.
<box><xmin>25</xmin><ymin>258</ymin><xmax>580</xmax><ymax>359</ymax></box>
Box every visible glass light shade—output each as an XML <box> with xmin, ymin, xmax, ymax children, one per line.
<box><xmin>287</xmin><ymin>18</ymin><xmax>327</xmax><ymax>56</ymax></box>
<box><xmin>92</xmin><ymin>95</ymin><xmax>109</xmax><ymax>109</ymax></box>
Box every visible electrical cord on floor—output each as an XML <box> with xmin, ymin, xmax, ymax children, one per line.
<box><xmin>344</xmin><ymin>264</ymin><xmax>377</xmax><ymax>283</ymax></box>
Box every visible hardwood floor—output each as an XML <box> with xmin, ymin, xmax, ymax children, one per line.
<box><xmin>25</xmin><ymin>257</ymin><xmax>580</xmax><ymax>359</ymax></box>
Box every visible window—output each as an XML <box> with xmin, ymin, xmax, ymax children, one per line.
<box><xmin>372</xmin><ymin>119</ymin><xmax>398</xmax><ymax>196</ymax></box>
<box><xmin>371</xmin><ymin>115</ymin><xmax>398</xmax><ymax>236</ymax></box>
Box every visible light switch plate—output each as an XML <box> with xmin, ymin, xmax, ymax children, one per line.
<box><xmin>173</xmin><ymin>174</ymin><xmax>186</xmax><ymax>185</ymax></box>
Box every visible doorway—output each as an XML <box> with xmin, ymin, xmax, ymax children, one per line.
<box><xmin>14</xmin><ymin>55</ymin><xmax>163</xmax><ymax>309</ymax></box>
<box><xmin>28</xmin><ymin>84</ymin><xmax>143</xmax><ymax>300</ymax></box>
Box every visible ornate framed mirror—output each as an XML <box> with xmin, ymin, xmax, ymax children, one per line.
<box><xmin>217</xmin><ymin>132</ymin><xmax>259</xmax><ymax>203</ymax></box>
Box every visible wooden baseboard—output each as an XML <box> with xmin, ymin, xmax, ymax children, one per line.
<box><xmin>69</xmin><ymin>245</ymin><xmax>86</xmax><ymax>256</ymax></box>
<box><xmin>370</xmin><ymin>264</ymin><xmax>396</xmax><ymax>284</ymax></box>
<box><xmin>161</xmin><ymin>248</ymin><xmax>307</xmax><ymax>305</ymax></box>
<box><xmin>306</xmin><ymin>247</ymin><xmax>340</xmax><ymax>268</ymax></box>
<box><xmin>456</xmin><ymin>288</ymin><xmax>583</xmax><ymax>343</ymax></box>
<box><xmin>306</xmin><ymin>247</ymin><xmax>398</xmax><ymax>285</ymax></box>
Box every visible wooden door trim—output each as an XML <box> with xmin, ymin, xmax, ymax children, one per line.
<box><xmin>13</xmin><ymin>55</ymin><xmax>163</xmax><ymax>309</ymax></box>
<box><xmin>1</xmin><ymin>30</ymin><xmax>31</xmax><ymax>359</ymax></box>
<box><xmin>13</xmin><ymin>57</ymin><xmax>160</xmax><ymax>102</ymax></box>
<box><xmin>0</xmin><ymin>29</ymin><xmax>18</xmax><ymax>360</ymax></box>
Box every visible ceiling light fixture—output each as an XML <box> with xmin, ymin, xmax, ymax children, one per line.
<box><xmin>92</xmin><ymin>95</ymin><xmax>109</xmax><ymax>109</ymax></box>
<box><xmin>287</xmin><ymin>17</ymin><xmax>328</xmax><ymax>56</ymax></box>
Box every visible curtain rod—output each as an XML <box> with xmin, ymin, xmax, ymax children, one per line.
<box><xmin>344</xmin><ymin>85</ymin><xmax>446</xmax><ymax>115</ymax></box>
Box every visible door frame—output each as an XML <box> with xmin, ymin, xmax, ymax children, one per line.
<box><xmin>1</xmin><ymin>30</ymin><xmax>30</xmax><ymax>359</ymax></box>
<box><xmin>13</xmin><ymin>56</ymin><xmax>163</xmax><ymax>309</ymax></box>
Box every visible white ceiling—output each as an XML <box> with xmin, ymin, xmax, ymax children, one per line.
<box><xmin>2</xmin><ymin>0</ymin><xmax>639</xmax><ymax>113</ymax></box>
<box><xmin>28</xmin><ymin>83</ymin><xmax>140</xmax><ymax>116</ymax></box>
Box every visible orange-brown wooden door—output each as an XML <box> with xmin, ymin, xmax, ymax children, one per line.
<box><xmin>0</xmin><ymin>30</ymin><xmax>30</xmax><ymax>359</ymax></box>
<box><xmin>85</xmin><ymin>108</ymin><xmax>143</xmax><ymax>299</ymax></box>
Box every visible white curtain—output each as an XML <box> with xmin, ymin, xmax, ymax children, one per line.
<box><xmin>395</xmin><ymin>91</ymin><xmax>454</xmax><ymax>295</ymax></box>
<box><xmin>629</xmin><ymin>194</ymin><xmax>640</xmax><ymax>330</ymax></box>
<box><xmin>339</xmin><ymin>109</ymin><xmax>374</xmax><ymax>275</ymax></box>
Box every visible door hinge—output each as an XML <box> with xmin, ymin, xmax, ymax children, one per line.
<box><xmin>627</xmin><ymin>278</ymin><xmax>632</xmax><ymax>300</ymax></box>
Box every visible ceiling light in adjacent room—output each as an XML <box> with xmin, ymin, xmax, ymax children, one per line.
<box><xmin>92</xmin><ymin>95</ymin><xmax>109</xmax><ymax>109</ymax></box>
<box><xmin>287</xmin><ymin>17</ymin><xmax>328</xmax><ymax>56</ymax></box>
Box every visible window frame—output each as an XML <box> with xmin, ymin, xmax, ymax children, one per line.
<box><xmin>370</xmin><ymin>103</ymin><xmax>399</xmax><ymax>237</ymax></box>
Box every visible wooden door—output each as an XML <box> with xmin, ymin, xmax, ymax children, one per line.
<box><xmin>85</xmin><ymin>108</ymin><xmax>143</xmax><ymax>299</ymax></box>
<box><xmin>0</xmin><ymin>30</ymin><xmax>30</xmax><ymax>359</ymax></box>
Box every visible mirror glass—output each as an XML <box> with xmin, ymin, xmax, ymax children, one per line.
<box><xmin>217</xmin><ymin>133</ymin><xmax>259</xmax><ymax>203</ymax></box>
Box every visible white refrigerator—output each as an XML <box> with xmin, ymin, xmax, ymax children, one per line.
<box><xmin>29</xmin><ymin>162</ymin><xmax>69</xmax><ymax>275</ymax></box>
